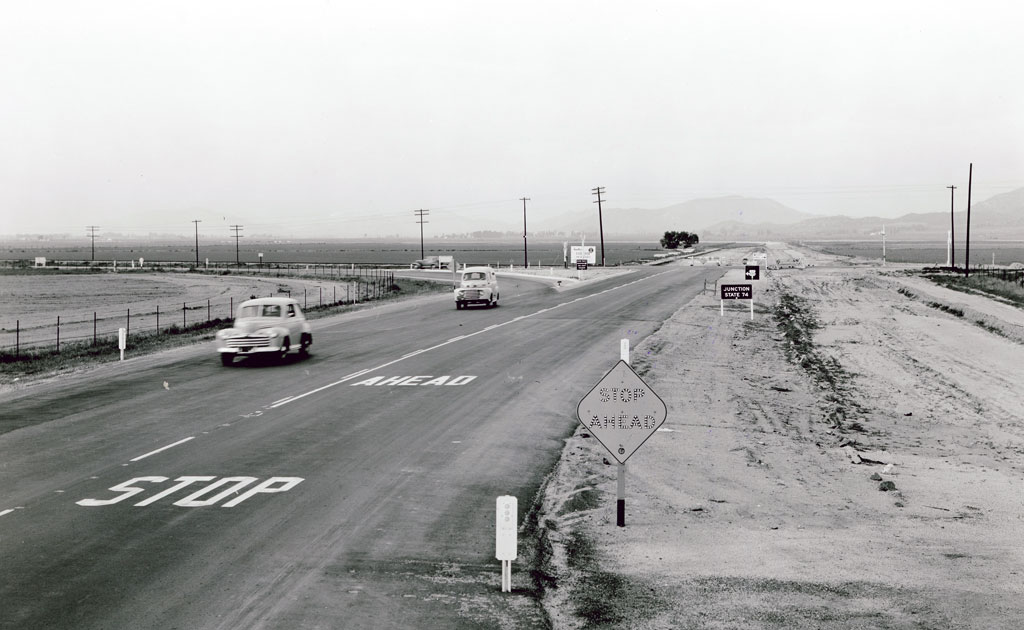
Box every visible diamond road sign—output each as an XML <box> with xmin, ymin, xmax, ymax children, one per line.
<box><xmin>576</xmin><ymin>360</ymin><xmax>668</xmax><ymax>464</ymax></box>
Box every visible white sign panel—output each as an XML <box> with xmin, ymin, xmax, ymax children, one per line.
<box><xmin>495</xmin><ymin>495</ymin><xmax>518</xmax><ymax>561</ymax></box>
<box><xmin>576</xmin><ymin>361</ymin><xmax>668</xmax><ymax>464</ymax></box>
<box><xmin>570</xmin><ymin>246</ymin><xmax>596</xmax><ymax>265</ymax></box>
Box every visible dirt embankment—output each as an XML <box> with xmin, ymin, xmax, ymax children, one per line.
<box><xmin>537</xmin><ymin>260</ymin><xmax>1024</xmax><ymax>629</ymax></box>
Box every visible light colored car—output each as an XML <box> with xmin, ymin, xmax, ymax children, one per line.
<box><xmin>454</xmin><ymin>266</ymin><xmax>499</xmax><ymax>309</ymax></box>
<box><xmin>215</xmin><ymin>297</ymin><xmax>312</xmax><ymax>365</ymax></box>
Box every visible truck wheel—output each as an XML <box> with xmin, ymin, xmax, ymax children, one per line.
<box><xmin>279</xmin><ymin>337</ymin><xmax>290</xmax><ymax>362</ymax></box>
<box><xmin>220</xmin><ymin>354</ymin><xmax>233</xmax><ymax>366</ymax></box>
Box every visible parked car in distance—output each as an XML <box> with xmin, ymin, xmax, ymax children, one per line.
<box><xmin>215</xmin><ymin>297</ymin><xmax>312</xmax><ymax>365</ymax></box>
<box><xmin>454</xmin><ymin>266</ymin><xmax>499</xmax><ymax>309</ymax></box>
<box><xmin>411</xmin><ymin>256</ymin><xmax>450</xmax><ymax>269</ymax></box>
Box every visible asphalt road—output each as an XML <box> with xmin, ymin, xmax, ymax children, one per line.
<box><xmin>0</xmin><ymin>263</ymin><xmax>723</xmax><ymax>629</ymax></box>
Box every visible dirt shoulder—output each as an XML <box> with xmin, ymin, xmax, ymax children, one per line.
<box><xmin>538</xmin><ymin>259</ymin><xmax>1024</xmax><ymax>629</ymax></box>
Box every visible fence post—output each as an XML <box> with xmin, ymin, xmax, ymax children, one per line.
<box><xmin>157</xmin><ymin>305</ymin><xmax>160</xmax><ymax>334</ymax></box>
<box><xmin>93</xmin><ymin>312</ymin><xmax>97</xmax><ymax>346</ymax></box>
<box><xmin>57</xmin><ymin>315</ymin><xmax>60</xmax><ymax>353</ymax></box>
<box><xmin>127</xmin><ymin>308</ymin><xmax>131</xmax><ymax>337</ymax></box>
<box><xmin>183</xmin><ymin>302</ymin><xmax>186</xmax><ymax>329</ymax></box>
<box><xmin>15</xmin><ymin>320</ymin><xmax>18</xmax><ymax>358</ymax></box>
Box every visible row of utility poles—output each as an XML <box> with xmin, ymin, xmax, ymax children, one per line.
<box><xmin>946</xmin><ymin>162</ymin><xmax>974</xmax><ymax>276</ymax></box>
<box><xmin>85</xmin><ymin>221</ymin><xmax>249</xmax><ymax>267</ymax></box>
<box><xmin>416</xmin><ymin>187</ymin><xmax>610</xmax><ymax>268</ymax></box>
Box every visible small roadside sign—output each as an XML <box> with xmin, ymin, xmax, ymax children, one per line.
<box><xmin>720</xmin><ymin>284</ymin><xmax>753</xmax><ymax>300</ymax></box>
<box><xmin>576</xmin><ymin>360</ymin><xmax>668</xmax><ymax>465</ymax></box>
<box><xmin>576</xmin><ymin>260</ymin><xmax>588</xmax><ymax>270</ymax></box>
<box><xmin>745</xmin><ymin>265</ymin><xmax>760</xmax><ymax>280</ymax></box>
<box><xmin>496</xmin><ymin>495</ymin><xmax>518</xmax><ymax>593</ymax></box>
<box><xmin>571</xmin><ymin>245</ymin><xmax>597</xmax><ymax>264</ymax></box>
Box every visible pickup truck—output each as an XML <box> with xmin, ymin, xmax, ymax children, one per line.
<box><xmin>454</xmin><ymin>266</ymin><xmax>499</xmax><ymax>309</ymax></box>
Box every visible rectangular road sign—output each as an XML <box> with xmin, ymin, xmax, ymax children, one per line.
<box><xmin>576</xmin><ymin>260</ymin><xmax>588</xmax><ymax>270</ymax></box>
<box><xmin>570</xmin><ymin>245</ymin><xmax>597</xmax><ymax>264</ymax></box>
<box><xmin>496</xmin><ymin>495</ymin><xmax>517</xmax><ymax>561</ymax></box>
<box><xmin>720</xmin><ymin>284</ymin><xmax>752</xmax><ymax>300</ymax></box>
<box><xmin>744</xmin><ymin>265</ymin><xmax>760</xmax><ymax>280</ymax></box>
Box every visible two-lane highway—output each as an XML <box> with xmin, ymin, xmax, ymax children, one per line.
<box><xmin>0</xmin><ymin>263</ymin><xmax>723</xmax><ymax>629</ymax></box>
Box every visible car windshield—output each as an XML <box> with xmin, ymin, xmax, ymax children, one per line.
<box><xmin>239</xmin><ymin>304</ymin><xmax>282</xmax><ymax>318</ymax></box>
<box><xmin>464</xmin><ymin>272</ymin><xmax>486</xmax><ymax>281</ymax></box>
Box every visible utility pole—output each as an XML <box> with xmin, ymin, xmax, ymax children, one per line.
<box><xmin>414</xmin><ymin>209</ymin><xmax>429</xmax><ymax>260</ymax></box>
<box><xmin>965</xmin><ymin>162</ymin><xmax>973</xmax><ymax>278</ymax></box>
<box><xmin>520</xmin><ymin>197</ymin><xmax>530</xmax><ymax>267</ymax></box>
<box><xmin>86</xmin><ymin>225</ymin><xmax>99</xmax><ymax>261</ymax></box>
<box><xmin>192</xmin><ymin>219</ymin><xmax>201</xmax><ymax>267</ymax></box>
<box><xmin>592</xmin><ymin>186</ymin><xmax>606</xmax><ymax>266</ymax></box>
<box><xmin>946</xmin><ymin>185</ymin><xmax>956</xmax><ymax>270</ymax></box>
<box><xmin>230</xmin><ymin>225</ymin><xmax>243</xmax><ymax>267</ymax></box>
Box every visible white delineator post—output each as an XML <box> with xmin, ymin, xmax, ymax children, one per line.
<box><xmin>118</xmin><ymin>327</ymin><xmax>126</xmax><ymax>361</ymax></box>
<box><xmin>496</xmin><ymin>495</ymin><xmax>518</xmax><ymax>592</ymax></box>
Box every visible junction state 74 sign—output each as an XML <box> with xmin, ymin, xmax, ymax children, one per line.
<box><xmin>576</xmin><ymin>360</ymin><xmax>668</xmax><ymax>464</ymax></box>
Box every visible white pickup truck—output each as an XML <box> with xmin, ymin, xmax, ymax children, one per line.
<box><xmin>454</xmin><ymin>266</ymin><xmax>500</xmax><ymax>309</ymax></box>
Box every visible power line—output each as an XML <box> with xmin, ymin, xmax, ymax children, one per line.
<box><xmin>86</xmin><ymin>225</ymin><xmax>99</xmax><ymax>261</ymax></box>
<box><xmin>414</xmin><ymin>209</ymin><xmax>429</xmax><ymax>260</ymax></box>
<box><xmin>230</xmin><ymin>225</ymin><xmax>244</xmax><ymax>267</ymax></box>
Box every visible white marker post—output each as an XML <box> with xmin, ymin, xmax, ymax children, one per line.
<box><xmin>496</xmin><ymin>495</ymin><xmax>518</xmax><ymax>592</ymax></box>
<box><xmin>118</xmin><ymin>327</ymin><xmax>126</xmax><ymax>361</ymax></box>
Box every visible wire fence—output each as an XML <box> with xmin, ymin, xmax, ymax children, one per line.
<box><xmin>1</xmin><ymin>266</ymin><xmax>398</xmax><ymax>357</ymax></box>
<box><xmin>972</xmin><ymin>267</ymin><xmax>1024</xmax><ymax>287</ymax></box>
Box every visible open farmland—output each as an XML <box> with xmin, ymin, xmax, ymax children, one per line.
<box><xmin>1</xmin><ymin>238</ymin><xmax>686</xmax><ymax>268</ymax></box>
<box><xmin>0</xmin><ymin>268</ymin><xmax>407</xmax><ymax>355</ymax></box>
<box><xmin>804</xmin><ymin>240</ymin><xmax>1024</xmax><ymax>266</ymax></box>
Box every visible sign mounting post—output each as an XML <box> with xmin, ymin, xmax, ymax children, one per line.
<box><xmin>577</xmin><ymin>340</ymin><xmax>668</xmax><ymax>527</ymax></box>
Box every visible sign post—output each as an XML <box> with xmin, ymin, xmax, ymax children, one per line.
<box><xmin>495</xmin><ymin>495</ymin><xmax>518</xmax><ymax>592</ymax></box>
<box><xmin>720</xmin><ymin>283</ymin><xmax>754</xmax><ymax>320</ymax></box>
<box><xmin>577</xmin><ymin>341</ymin><xmax>668</xmax><ymax>527</ymax></box>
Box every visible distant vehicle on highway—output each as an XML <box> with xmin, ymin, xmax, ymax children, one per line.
<box><xmin>215</xmin><ymin>297</ymin><xmax>312</xmax><ymax>366</ymax></box>
<box><xmin>411</xmin><ymin>256</ymin><xmax>451</xmax><ymax>269</ymax></box>
<box><xmin>455</xmin><ymin>266</ymin><xmax>499</xmax><ymax>309</ymax></box>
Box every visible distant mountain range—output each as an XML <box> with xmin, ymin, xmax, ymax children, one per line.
<box><xmin>538</xmin><ymin>188</ymin><xmax>1024</xmax><ymax>241</ymax></box>
<box><xmin>702</xmin><ymin>188</ymin><xmax>1024</xmax><ymax>241</ymax></box>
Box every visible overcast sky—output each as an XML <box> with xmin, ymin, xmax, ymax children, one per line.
<box><xmin>2</xmin><ymin>0</ymin><xmax>1022</xmax><ymax>238</ymax></box>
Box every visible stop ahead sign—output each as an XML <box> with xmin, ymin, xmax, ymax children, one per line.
<box><xmin>576</xmin><ymin>360</ymin><xmax>668</xmax><ymax>464</ymax></box>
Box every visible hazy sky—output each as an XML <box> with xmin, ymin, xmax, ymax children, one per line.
<box><xmin>2</xmin><ymin>0</ymin><xmax>1022</xmax><ymax>238</ymax></box>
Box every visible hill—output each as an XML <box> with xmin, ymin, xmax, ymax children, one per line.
<box><xmin>702</xmin><ymin>188</ymin><xmax>1024</xmax><ymax>241</ymax></box>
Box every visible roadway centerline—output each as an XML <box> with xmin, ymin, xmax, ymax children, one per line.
<box><xmin>129</xmin><ymin>437</ymin><xmax>196</xmax><ymax>462</ymax></box>
<box><xmin>268</xmin><ymin>268</ymin><xmax>675</xmax><ymax>409</ymax></box>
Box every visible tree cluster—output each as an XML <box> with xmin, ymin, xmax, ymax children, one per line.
<box><xmin>660</xmin><ymin>231</ymin><xmax>699</xmax><ymax>249</ymax></box>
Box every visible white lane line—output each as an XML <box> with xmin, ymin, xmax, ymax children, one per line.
<box><xmin>0</xmin><ymin>509</ymin><xmax>15</xmax><ymax>517</ymax></box>
<box><xmin>271</xmin><ymin>396</ymin><xmax>293</xmax><ymax>406</ymax></box>
<box><xmin>267</xmin><ymin>368</ymin><xmax>376</xmax><ymax>408</ymax></box>
<box><xmin>270</xmin><ymin>268</ymin><xmax>674</xmax><ymax>408</ymax></box>
<box><xmin>130</xmin><ymin>436</ymin><xmax>195</xmax><ymax>462</ymax></box>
